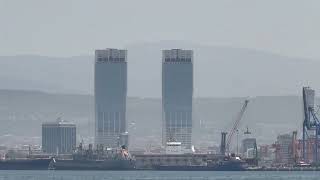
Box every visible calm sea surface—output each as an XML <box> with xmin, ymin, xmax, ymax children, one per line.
<box><xmin>0</xmin><ymin>171</ymin><xmax>319</xmax><ymax>180</ymax></box>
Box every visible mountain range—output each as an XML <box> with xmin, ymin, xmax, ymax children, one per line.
<box><xmin>0</xmin><ymin>41</ymin><xmax>319</xmax><ymax>97</ymax></box>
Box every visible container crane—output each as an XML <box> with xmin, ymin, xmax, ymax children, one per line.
<box><xmin>302</xmin><ymin>87</ymin><xmax>320</xmax><ymax>163</ymax></box>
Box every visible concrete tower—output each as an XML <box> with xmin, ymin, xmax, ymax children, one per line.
<box><xmin>94</xmin><ymin>48</ymin><xmax>127</xmax><ymax>148</ymax></box>
<box><xmin>162</xmin><ymin>49</ymin><xmax>193</xmax><ymax>149</ymax></box>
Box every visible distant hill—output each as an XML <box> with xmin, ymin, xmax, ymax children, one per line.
<box><xmin>0</xmin><ymin>90</ymin><xmax>315</xmax><ymax>149</ymax></box>
<box><xmin>0</xmin><ymin>41</ymin><xmax>319</xmax><ymax>97</ymax></box>
<box><xmin>0</xmin><ymin>55</ymin><xmax>92</xmax><ymax>95</ymax></box>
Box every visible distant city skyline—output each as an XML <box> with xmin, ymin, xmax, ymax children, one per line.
<box><xmin>1</xmin><ymin>1</ymin><xmax>320</xmax><ymax>59</ymax></box>
<box><xmin>1</xmin><ymin>0</ymin><xmax>320</xmax><ymax>173</ymax></box>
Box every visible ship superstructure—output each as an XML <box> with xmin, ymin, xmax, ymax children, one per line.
<box><xmin>51</xmin><ymin>143</ymin><xmax>135</xmax><ymax>170</ymax></box>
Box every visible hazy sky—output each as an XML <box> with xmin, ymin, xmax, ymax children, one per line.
<box><xmin>0</xmin><ymin>0</ymin><xmax>319</xmax><ymax>59</ymax></box>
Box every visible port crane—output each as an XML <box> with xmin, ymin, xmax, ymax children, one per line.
<box><xmin>220</xmin><ymin>99</ymin><xmax>249</xmax><ymax>155</ymax></box>
<box><xmin>302</xmin><ymin>87</ymin><xmax>320</xmax><ymax>163</ymax></box>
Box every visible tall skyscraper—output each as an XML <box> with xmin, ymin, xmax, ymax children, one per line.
<box><xmin>42</xmin><ymin>118</ymin><xmax>76</xmax><ymax>154</ymax></box>
<box><xmin>162</xmin><ymin>49</ymin><xmax>193</xmax><ymax>149</ymax></box>
<box><xmin>95</xmin><ymin>48</ymin><xmax>127</xmax><ymax>148</ymax></box>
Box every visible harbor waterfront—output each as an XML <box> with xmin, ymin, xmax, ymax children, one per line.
<box><xmin>0</xmin><ymin>49</ymin><xmax>318</xmax><ymax>171</ymax></box>
<box><xmin>1</xmin><ymin>0</ymin><xmax>319</xmax><ymax>179</ymax></box>
<box><xmin>0</xmin><ymin>171</ymin><xmax>320</xmax><ymax>180</ymax></box>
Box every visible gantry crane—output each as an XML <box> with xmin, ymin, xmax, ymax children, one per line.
<box><xmin>302</xmin><ymin>87</ymin><xmax>320</xmax><ymax>163</ymax></box>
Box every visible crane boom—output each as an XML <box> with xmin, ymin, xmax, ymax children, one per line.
<box><xmin>226</xmin><ymin>99</ymin><xmax>249</xmax><ymax>152</ymax></box>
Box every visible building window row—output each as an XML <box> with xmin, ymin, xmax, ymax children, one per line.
<box><xmin>97</xmin><ymin>111</ymin><xmax>121</xmax><ymax>133</ymax></box>
<box><xmin>164</xmin><ymin>58</ymin><xmax>192</xmax><ymax>63</ymax></box>
<box><xmin>165</xmin><ymin>111</ymin><xmax>192</xmax><ymax>127</ymax></box>
<box><xmin>96</xmin><ymin>57</ymin><xmax>126</xmax><ymax>63</ymax></box>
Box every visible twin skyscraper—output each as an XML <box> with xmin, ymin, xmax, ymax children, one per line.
<box><xmin>94</xmin><ymin>48</ymin><xmax>193</xmax><ymax>149</ymax></box>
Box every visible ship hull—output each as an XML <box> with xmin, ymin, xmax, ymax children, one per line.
<box><xmin>52</xmin><ymin>159</ymin><xmax>135</xmax><ymax>170</ymax></box>
<box><xmin>0</xmin><ymin>159</ymin><xmax>52</xmax><ymax>170</ymax></box>
<box><xmin>154</xmin><ymin>161</ymin><xmax>247</xmax><ymax>171</ymax></box>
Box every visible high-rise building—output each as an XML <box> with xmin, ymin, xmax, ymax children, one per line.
<box><xmin>94</xmin><ymin>48</ymin><xmax>127</xmax><ymax>148</ymax></box>
<box><xmin>42</xmin><ymin>118</ymin><xmax>76</xmax><ymax>154</ymax></box>
<box><xmin>162</xmin><ymin>49</ymin><xmax>193</xmax><ymax>149</ymax></box>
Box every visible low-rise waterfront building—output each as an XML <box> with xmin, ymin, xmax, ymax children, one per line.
<box><xmin>42</xmin><ymin>118</ymin><xmax>76</xmax><ymax>154</ymax></box>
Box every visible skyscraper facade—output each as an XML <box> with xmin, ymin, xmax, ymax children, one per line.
<box><xmin>162</xmin><ymin>49</ymin><xmax>193</xmax><ymax>149</ymax></box>
<box><xmin>94</xmin><ymin>48</ymin><xmax>127</xmax><ymax>148</ymax></box>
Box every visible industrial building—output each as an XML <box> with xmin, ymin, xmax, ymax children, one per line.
<box><xmin>275</xmin><ymin>133</ymin><xmax>292</xmax><ymax>164</ymax></box>
<box><xmin>241</xmin><ymin>127</ymin><xmax>257</xmax><ymax>158</ymax></box>
<box><xmin>259</xmin><ymin>144</ymin><xmax>276</xmax><ymax>166</ymax></box>
<box><xmin>42</xmin><ymin>118</ymin><xmax>76</xmax><ymax>154</ymax></box>
<box><xmin>162</xmin><ymin>49</ymin><xmax>193</xmax><ymax>149</ymax></box>
<box><xmin>241</xmin><ymin>138</ymin><xmax>256</xmax><ymax>158</ymax></box>
<box><xmin>119</xmin><ymin>132</ymin><xmax>129</xmax><ymax>148</ymax></box>
<box><xmin>94</xmin><ymin>48</ymin><xmax>128</xmax><ymax>148</ymax></box>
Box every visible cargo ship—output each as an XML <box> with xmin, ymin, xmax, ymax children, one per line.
<box><xmin>153</xmin><ymin>155</ymin><xmax>248</xmax><ymax>171</ymax></box>
<box><xmin>0</xmin><ymin>158</ymin><xmax>52</xmax><ymax>170</ymax></box>
<box><xmin>51</xmin><ymin>158</ymin><xmax>134</xmax><ymax>170</ymax></box>
<box><xmin>0</xmin><ymin>147</ymin><xmax>53</xmax><ymax>170</ymax></box>
<box><xmin>50</xmin><ymin>144</ymin><xmax>135</xmax><ymax>170</ymax></box>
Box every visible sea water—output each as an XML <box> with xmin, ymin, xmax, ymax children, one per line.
<box><xmin>0</xmin><ymin>171</ymin><xmax>319</xmax><ymax>180</ymax></box>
